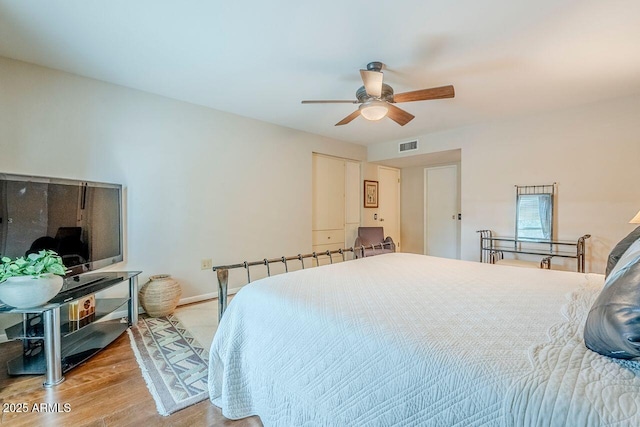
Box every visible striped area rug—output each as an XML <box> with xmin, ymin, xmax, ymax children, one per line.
<box><xmin>128</xmin><ymin>313</ymin><xmax>210</xmax><ymax>416</ymax></box>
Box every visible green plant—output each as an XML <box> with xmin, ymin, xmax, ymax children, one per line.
<box><xmin>0</xmin><ymin>250</ymin><xmax>66</xmax><ymax>283</ymax></box>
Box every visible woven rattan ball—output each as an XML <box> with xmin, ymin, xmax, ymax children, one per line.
<box><xmin>139</xmin><ymin>274</ymin><xmax>182</xmax><ymax>317</ymax></box>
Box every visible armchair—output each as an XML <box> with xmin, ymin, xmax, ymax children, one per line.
<box><xmin>354</xmin><ymin>227</ymin><xmax>396</xmax><ymax>258</ymax></box>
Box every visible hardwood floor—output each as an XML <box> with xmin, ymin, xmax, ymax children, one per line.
<box><xmin>0</xmin><ymin>335</ymin><xmax>262</xmax><ymax>426</ymax></box>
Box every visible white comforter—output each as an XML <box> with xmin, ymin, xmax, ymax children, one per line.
<box><xmin>208</xmin><ymin>253</ymin><xmax>640</xmax><ymax>426</ymax></box>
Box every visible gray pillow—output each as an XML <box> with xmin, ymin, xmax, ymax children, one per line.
<box><xmin>606</xmin><ymin>226</ymin><xmax>640</xmax><ymax>277</ymax></box>
<box><xmin>584</xmin><ymin>238</ymin><xmax>640</xmax><ymax>359</ymax></box>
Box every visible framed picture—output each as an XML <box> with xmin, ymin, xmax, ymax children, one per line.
<box><xmin>364</xmin><ymin>180</ymin><xmax>379</xmax><ymax>208</ymax></box>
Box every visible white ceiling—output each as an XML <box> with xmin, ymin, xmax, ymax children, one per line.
<box><xmin>1</xmin><ymin>0</ymin><xmax>639</xmax><ymax>146</ymax></box>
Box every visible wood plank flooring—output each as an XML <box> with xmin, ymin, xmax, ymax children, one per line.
<box><xmin>0</xmin><ymin>335</ymin><xmax>262</xmax><ymax>426</ymax></box>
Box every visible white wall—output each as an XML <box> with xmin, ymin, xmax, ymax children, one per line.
<box><xmin>360</xmin><ymin>163</ymin><xmax>379</xmax><ymax>227</ymax></box>
<box><xmin>0</xmin><ymin>56</ymin><xmax>367</xmax><ymax>309</ymax></box>
<box><xmin>369</xmin><ymin>95</ymin><xmax>640</xmax><ymax>273</ymax></box>
<box><xmin>399</xmin><ymin>166</ymin><xmax>424</xmax><ymax>254</ymax></box>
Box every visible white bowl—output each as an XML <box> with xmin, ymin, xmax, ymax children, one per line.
<box><xmin>0</xmin><ymin>274</ymin><xmax>64</xmax><ymax>308</ymax></box>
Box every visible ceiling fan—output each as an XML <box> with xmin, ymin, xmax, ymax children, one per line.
<box><xmin>301</xmin><ymin>61</ymin><xmax>455</xmax><ymax>126</ymax></box>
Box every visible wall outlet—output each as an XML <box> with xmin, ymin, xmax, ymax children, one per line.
<box><xmin>201</xmin><ymin>258</ymin><xmax>213</xmax><ymax>270</ymax></box>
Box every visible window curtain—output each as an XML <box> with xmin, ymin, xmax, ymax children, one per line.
<box><xmin>517</xmin><ymin>194</ymin><xmax>552</xmax><ymax>240</ymax></box>
<box><xmin>537</xmin><ymin>195</ymin><xmax>552</xmax><ymax>239</ymax></box>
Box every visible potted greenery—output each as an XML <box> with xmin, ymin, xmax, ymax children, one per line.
<box><xmin>0</xmin><ymin>250</ymin><xmax>66</xmax><ymax>308</ymax></box>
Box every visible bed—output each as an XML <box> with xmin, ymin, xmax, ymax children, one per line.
<box><xmin>208</xmin><ymin>253</ymin><xmax>640</xmax><ymax>426</ymax></box>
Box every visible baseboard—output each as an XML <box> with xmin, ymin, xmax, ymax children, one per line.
<box><xmin>102</xmin><ymin>308</ymin><xmax>129</xmax><ymax>321</ymax></box>
<box><xmin>176</xmin><ymin>287</ymin><xmax>241</xmax><ymax>306</ymax></box>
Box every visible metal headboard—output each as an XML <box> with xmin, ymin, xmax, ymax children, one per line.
<box><xmin>212</xmin><ymin>242</ymin><xmax>394</xmax><ymax>321</ymax></box>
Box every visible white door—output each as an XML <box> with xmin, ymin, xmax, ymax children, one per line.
<box><xmin>425</xmin><ymin>165</ymin><xmax>459</xmax><ymax>258</ymax></box>
<box><xmin>378</xmin><ymin>166</ymin><xmax>401</xmax><ymax>250</ymax></box>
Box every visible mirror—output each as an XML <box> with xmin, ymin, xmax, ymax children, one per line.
<box><xmin>515</xmin><ymin>184</ymin><xmax>555</xmax><ymax>241</ymax></box>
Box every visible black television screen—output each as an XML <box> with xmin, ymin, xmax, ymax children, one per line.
<box><xmin>0</xmin><ymin>174</ymin><xmax>123</xmax><ymax>278</ymax></box>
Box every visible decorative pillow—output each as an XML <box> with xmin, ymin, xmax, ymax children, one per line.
<box><xmin>606</xmin><ymin>226</ymin><xmax>640</xmax><ymax>277</ymax></box>
<box><xmin>584</xmin><ymin>237</ymin><xmax>640</xmax><ymax>359</ymax></box>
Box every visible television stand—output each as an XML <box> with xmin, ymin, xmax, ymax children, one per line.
<box><xmin>0</xmin><ymin>271</ymin><xmax>141</xmax><ymax>387</ymax></box>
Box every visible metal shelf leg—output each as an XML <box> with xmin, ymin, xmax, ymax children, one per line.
<box><xmin>43</xmin><ymin>307</ymin><xmax>64</xmax><ymax>387</ymax></box>
<box><xmin>129</xmin><ymin>275</ymin><xmax>139</xmax><ymax>326</ymax></box>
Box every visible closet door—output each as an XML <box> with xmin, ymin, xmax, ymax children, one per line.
<box><xmin>312</xmin><ymin>154</ymin><xmax>345</xmax><ymax>260</ymax></box>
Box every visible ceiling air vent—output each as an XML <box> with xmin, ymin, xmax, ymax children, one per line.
<box><xmin>399</xmin><ymin>140</ymin><xmax>418</xmax><ymax>153</ymax></box>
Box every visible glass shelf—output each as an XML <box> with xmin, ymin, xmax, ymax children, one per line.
<box><xmin>482</xmin><ymin>236</ymin><xmax>580</xmax><ymax>246</ymax></box>
<box><xmin>7</xmin><ymin>319</ymin><xmax>130</xmax><ymax>375</ymax></box>
<box><xmin>5</xmin><ymin>297</ymin><xmax>130</xmax><ymax>340</ymax></box>
<box><xmin>485</xmin><ymin>246</ymin><xmax>578</xmax><ymax>258</ymax></box>
<box><xmin>0</xmin><ymin>272</ymin><xmax>140</xmax><ymax>314</ymax></box>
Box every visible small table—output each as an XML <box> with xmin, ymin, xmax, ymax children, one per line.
<box><xmin>0</xmin><ymin>271</ymin><xmax>140</xmax><ymax>387</ymax></box>
<box><xmin>477</xmin><ymin>230</ymin><xmax>590</xmax><ymax>272</ymax></box>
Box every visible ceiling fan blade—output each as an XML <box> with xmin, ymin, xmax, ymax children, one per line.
<box><xmin>393</xmin><ymin>85</ymin><xmax>455</xmax><ymax>103</ymax></box>
<box><xmin>335</xmin><ymin>110</ymin><xmax>361</xmax><ymax>126</ymax></box>
<box><xmin>360</xmin><ymin>70</ymin><xmax>383</xmax><ymax>98</ymax></box>
<box><xmin>386</xmin><ymin>104</ymin><xmax>415</xmax><ymax>126</ymax></box>
<box><xmin>301</xmin><ymin>100</ymin><xmax>358</xmax><ymax>104</ymax></box>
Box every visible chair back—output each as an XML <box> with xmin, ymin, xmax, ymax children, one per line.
<box><xmin>357</xmin><ymin>227</ymin><xmax>385</xmax><ymax>246</ymax></box>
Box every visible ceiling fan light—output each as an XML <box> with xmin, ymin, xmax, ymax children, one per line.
<box><xmin>359</xmin><ymin>100</ymin><xmax>388</xmax><ymax>121</ymax></box>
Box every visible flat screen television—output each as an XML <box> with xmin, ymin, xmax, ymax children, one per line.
<box><xmin>0</xmin><ymin>174</ymin><xmax>123</xmax><ymax>282</ymax></box>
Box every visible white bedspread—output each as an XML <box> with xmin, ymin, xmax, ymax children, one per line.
<box><xmin>208</xmin><ymin>253</ymin><xmax>640</xmax><ymax>426</ymax></box>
